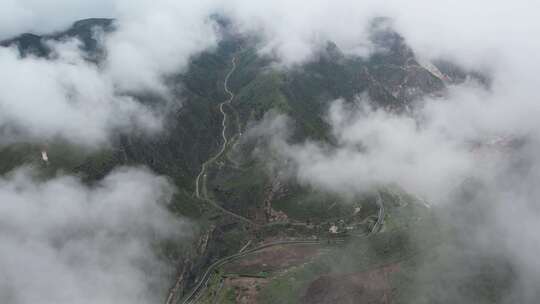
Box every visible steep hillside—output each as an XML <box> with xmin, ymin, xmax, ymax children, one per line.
<box><xmin>0</xmin><ymin>18</ymin><xmax>492</xmax><ymax>304</ymax></box>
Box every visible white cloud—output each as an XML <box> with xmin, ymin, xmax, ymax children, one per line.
<box><xmin>0</xmin><ymin>43</ymin><xmax>162</xmax><ymax>146</ymax></box>
<box><xmin>250</xmin><ymin>100</ymin><xmax>478</xmax><ymax>203</ymax></box>
<box><xmin>2</xmin><ymin>0</ymin><xmax>540</xmax><ymax>301</ymax></box>
<box><xmin>0</xmin><ymin>0</ymin><xmax>114</xmax><ymax>40</ymax></box>
<box><xmin>104</xmin><ymin>0</ymin><xmax>220</xmax><ymax>94</ymax></box>
<box><xmin>0</xmin><ymin>166</ymin><xmax>186</xmax><ymax>304</ymax></box>
<box><xmin>1</xmin><ymin>0</ymin><xmax>537</xmax><ymax>147</ymax></box>
<box><xmin>219</xmin><ymin>0</ymin><xmax>382</xmax><ymax>65</ymax></box>
<box><xmin>239</xmin><ymin>2</ymin><xmax>540</xmax><ymax>299</ymax></box>
<box><xmin>0</xmin><ymin>0</ymin><xmax>221</xmax><ymax>146</ymax></box>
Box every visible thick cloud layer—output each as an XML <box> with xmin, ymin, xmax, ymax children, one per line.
<box><xmin>104</xmin><ymin>0</ymin><xmax>219</xmax><ymax>93</ymax></box>
<box><xmin>224</xmin><ymin>3</ymin><xmax>540</xmax><ymax>302</ymax></box>
<box><xmin>0</xmin><ymin>0</ymin><xmax>114</xmax><ymax>39</ymax></box>
<box><xmin>0</xmin><ymin>167</ymin><xmax>186</xmax><ymax>304</ymax></box>
<box><xmin>248</xmin><ymin>91</ymin><xmax>540</xmax><ymax>302</ymax></box>
<box><xmin>0</xmin><ymin>42</ymin><xmax>162</xmax><ymax>146</ymax></box>
<box><xmin>3</xmin><ymin>1</ymin><xmax>539</xmax><ymax>69</ymax></box>
<box><xmin>0</xmin><ymin>0</ymin><xmax>219</xmax><ymax>146</ymax></box>
<box><xmin>2</xmin><ymin>0</ymin><xmax>540</xmax><ymax>302</ymax></box>
<box><xmin>249</xmin><ymin>101</ymin><xmax>475</xmax><ymax>203</ymax></box>
<box><xmin>219</xmin><ymin>0</ymin><xmax>381</xmax><ymax>65</ymax></box>
<box><xmin>218</xmin><ymin>0</ymin><xmax>540</xmax><ymax>68</ymax></box>
<box><xmin>2</xmin><ymin>0</ymin><xmax>538</xmax><ymax>147</ymax></box>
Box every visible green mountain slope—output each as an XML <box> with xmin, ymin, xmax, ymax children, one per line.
<box><xmin>0</xmin><ymin>18</ymin><xmax>499</xmax><ymax>304</ymax></box>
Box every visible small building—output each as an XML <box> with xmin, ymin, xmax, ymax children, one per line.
<box><xmin>41</xmin><ymin>150</ymin><xmax>49</xmax><ymax>162</ymax></box>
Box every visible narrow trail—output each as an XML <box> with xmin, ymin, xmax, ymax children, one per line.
<box><xmin>193</xmin><ymin>56</ymin><xmax>256</xmax><ymax>226</ymax></box>
<box><xmin>194</xmin><ymin>56</ymin><xmax>236</xmax><ymax>199</ymax></box>
<box><xmin>165</xmin><ymin>56</ymin><xmax>254</xmax><ymax>304</ymax></box>
<box><xmin>373</xmin><ymin>192</ymin><xmax>386</xmax><ymax>233</ymax></box>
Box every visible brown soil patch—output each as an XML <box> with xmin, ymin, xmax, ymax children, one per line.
<box><xmin>224</xmin><ymin>277</ymin><xmax>269</xmax><ymax>304</ymax></box>
<box><xmin>301</xmin><ymin>263</ymin><xmax>401</xmax><ymax>304</ymax></box>
<box><xmin>225</xmin><ymin>245</ymin><xmax>320</xmax><ymax>273</ymax></box>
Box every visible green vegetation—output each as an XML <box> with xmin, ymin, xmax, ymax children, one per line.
<box><xmin>3</xmin><ymin>20</ymin><xmax>499</xmax><ymax>304</ymax></box>
<box><xmin>271</xmin><ymin>186</ymin><xmax>355</xmax><ymax>222</ymax></box>
<box><xmin>257</xmin><ymin>215</ymin><xmax>430</xmax><ymax>304</ymax></box>
<box><xmin>207</xmin><ymin>161</ymin><xmax>269</xmax><ymax>218</ymax></box>
<box><xmin>235</xmin><ymin>71</ymin><xmax>292</xmax><ymax>123</ymax></box>
<box><xmin>0</xmin><ymin>143</ymin><xmax>40</xmax><ymax>174</ymax></box>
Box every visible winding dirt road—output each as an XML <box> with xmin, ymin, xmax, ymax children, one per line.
<box><xmin>165</xmin><ymin>56</ymin><xmax>254</xmax><ymax>304</ymax></box>
<box><xmin>166</xmin><ymin>55</ymin><xmax>386</xmax><ymax>304</ymax></box>
<box><xmin>192</xmin><ymin>56</ymin><xmax>256</xmax><ymax>226</ymax></box>
<box><xmin>195</xmin><ymin>56</ymin><xmax>236</xmax><ymax>199</ymax></box>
